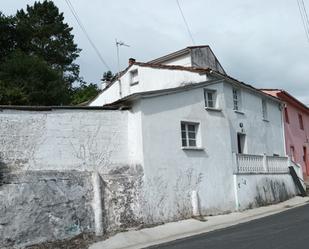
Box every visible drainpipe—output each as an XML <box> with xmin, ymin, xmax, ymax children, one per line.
<box><xmin>92</xmin><ymin>172</ymin><xmax>103</xmax><ymax>236</ymax></box>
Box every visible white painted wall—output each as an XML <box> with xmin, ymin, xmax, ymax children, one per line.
<box><xmin>0</xmin><ymin>109</ymin><xmax>130</xmax><ymax>173</ymax></box>
<box><xmin>162</xmin><ymin>53</ymin><xmax>192</xmax><ymax>67</ymax></box>
<box><xmin>137</xmin><ymin>84</ymin><xmax>237</xmax><ymax>222</ymax></box>
<box><xmin>235</xmin><ymin>174</ymin><xmax>297</xmax><ymax>210</ymax></box>
<box><xmin>90</xmin><ymin>66</ymin><xmax>208</xmax><ymax>106</ymax></box>
<box><xmin>223</xmin><ymin>83</ymin><xmax>285</xmax><ymax>157</ymax></box>
<box><xmin>134</xmin><ymin>80</ymin><xmax>286</xmax><ymax>222</ymax></box>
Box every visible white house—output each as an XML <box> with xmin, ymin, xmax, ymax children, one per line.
<box><xmin>89</xmin><ymin>46</ymin><xmax>302</xmax><ymax>222</ymax></box>
<box><xmin>0</xmin><ymin>46</ymin><xmax>303</xmax><ymax>247</ymax></box>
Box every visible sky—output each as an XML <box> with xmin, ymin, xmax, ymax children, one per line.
<box><xmin>2</xmin><ymin>0</ymin><xmax>309</xmax><ymax>104</ymax></box>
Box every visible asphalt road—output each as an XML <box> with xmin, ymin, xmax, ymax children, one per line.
<box><xmin>147</xmin><ymin>203</ymin><xmax>309</xmax><ymax>249</ymax></box>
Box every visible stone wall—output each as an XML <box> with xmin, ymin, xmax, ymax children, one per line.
<box><xmin>0</xmin><ymin>170</ymin><xmax>94</xmax><ymax>248</ymax></box>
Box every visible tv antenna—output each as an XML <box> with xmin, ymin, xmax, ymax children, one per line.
<box><xmin>116</xmin><ymin>39</ymin><xmax>130</xmax><ymax>75</ymax></box>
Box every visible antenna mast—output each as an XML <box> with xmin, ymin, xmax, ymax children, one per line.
<box><xmin>116</xmin><ymin>39</ymin><xmax>130</xmax><ymax>75</ymax></box>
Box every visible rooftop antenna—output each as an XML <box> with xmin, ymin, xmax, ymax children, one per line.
<box><xmin>116</xmin><ymin>39</ymin><xmax>130</xmax><ymax>75</ymax></box>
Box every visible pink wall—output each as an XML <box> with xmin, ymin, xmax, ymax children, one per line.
<box><xmin>263</xmin><ymin>90</ymin><xmax>309</xmax><ymax>177</ymax></box>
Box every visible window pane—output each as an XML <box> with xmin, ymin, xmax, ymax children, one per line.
<box><xmin>188</xmin><ymin>124</ymin><xmax>195</xmax><ymax>132</ymax></box>
<box><xmin>207</xmin><ymin>92</ymin><xmax>213</xmax><ymax>101</ymax></box>
<box><xmin>182</xmin><ymin>139</ymin><xmax>187</xmax><ymax>147</ymax></box>
<box><xmin>208</xmin><ymin>100</ymin><xmax>214</xmax><ymax>108</ymax></box>
<box><xmin>189</xmin><ymin>139</ymin><xmax>196</xmax><ymax>146</ymax></box>
<box><xmin>181</xmin><ymin>131</ymin><xmax>186</xmax><ymax>139</ymax></box>
<box><xmin>181</xmin><ymin>123</ymin><xmax>185</xmax><ymax>131</ymax></box>
<box><xmin>188</xmin><ymin>132</ymin><xmax>196</xmax><ymax>139</ymax></box>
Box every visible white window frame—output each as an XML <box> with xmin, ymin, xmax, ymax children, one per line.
<box><xmin>181</xmin><ymin>121</ymin><xmax>202</xmax><ymax>149</ymax></box>
<box><xmin>204</xmin><ymin>89</ymin><xmax>216</xmax><ymax>108</ymax></box>
<box><xmin>130</xmin><ymin>69</ymin><xmax>139</xmax><ymax>86</ymax></box>
<box><xmin>232</xmin><ymin>88</ymin><xmax>241</xmax><ymax>111</ymax></box>
<box><xmin>262</xmin><ymin>99</ymin><xmax>268</xmax><ymax>120</ymax></box>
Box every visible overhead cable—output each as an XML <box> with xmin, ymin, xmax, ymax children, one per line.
<box><xmin>176</xmin><ymin>0</ymin><xmax>196</xmax><ymax>45</ymax></box>
<box><xmin>64</xmin><ymin>0</ymin><xmax>111</xmax><ymax>70</ymax></box>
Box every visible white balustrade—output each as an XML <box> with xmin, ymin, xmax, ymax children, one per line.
<box><xmin>266</xmin><ymin>156</ymin><xmax>289</xmax><ymax>173</ymax></box>
<box><xmin>236</xmin><ymin>154</ymin><xmax>289</xmax><ymax>174</ymax></box>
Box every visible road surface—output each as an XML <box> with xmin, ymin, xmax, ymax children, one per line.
<box><xmin>147</xmin><ymin>203</ymin><xmax>309</xmax><ymax>249</ymax></box>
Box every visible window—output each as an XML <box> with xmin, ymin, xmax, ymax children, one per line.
<box><xmin>130</xmin><ymin>69</ymin><xmax>138</xmax><ymax>85</ymax></box>
<box><xmin>298</xmin><ymin>113</ymin><xmax>304</xmax><ymax>130</ymax></box>
<box><xmin>181</xmin><ymin>122</ymin><xmax>198</xmax><ymax>148</ymax></box>
<box><xmin>237</xmin><ymin>133</ymin><xmax>246</xmax><ymax>154</ymax></box>
<box><xmin>233</xmin><ymin>88</ymin><xmax>240</xmax><ymax>111</ymax></box>
<box><xmin>204</xmin><ymin>89</ymin><xmax>216</xmax><ymax>108</ymax></box>
<box><xmin>262</xmin><ymin>99</ymin><xmax>268</xmax><ymax>120</ymax></box>
<box><xmin>284</xmin><ymin>107</ymin><xmax>289</xmax><ymax>123</ymax></box>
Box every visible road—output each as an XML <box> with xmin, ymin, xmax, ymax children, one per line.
<box><xmin>147</xmin><ymin>203</ymin><xmax>309</xmax><ymax>249</ymax></box>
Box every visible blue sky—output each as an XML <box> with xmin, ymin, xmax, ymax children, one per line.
<box><xmin>2</xmin><ymin>0</ymin><xmax>309</xmax><ymax>104</ymax></box>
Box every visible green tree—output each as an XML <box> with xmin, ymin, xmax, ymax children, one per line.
<box><xmin>71</xmin><ymin>83</ymin><xmax>101</xmax><ymax>105</ymax></box>
<box><xmin>14</xmin><ymin>0</ymin><xmax>81</xmax><ymax>85</ymax></box>
<box><xmin>0</xmin><ymin>1</ymin><xmax>83</xmax><ymax>105</ymax></box>
<box><xmin>0</xmin><ymin>51</ymin><xmax>70</xmax><ymax>105</ymax></box>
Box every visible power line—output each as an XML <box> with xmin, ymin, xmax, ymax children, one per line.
<box><xmin>64</xmin><ymin>0</ymin><xmax>111</xmax><ymax>70</ymax></box>
<box><xmin>297</xmin><ymin>0</ymin><xmax>309</xmax><ymax>43</ymax></box>
<box><xmin>176</xmin><ymin>0</ymin><xmax>196</xmax><ymax>45</ymax></box>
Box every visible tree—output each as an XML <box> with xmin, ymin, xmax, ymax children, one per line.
<box><xmin>102</xmin><ymin>71</ymin><xmax>114</xmax><ymax>82</ymax></box>
<box><xmin>0</xmin><ymin>50</ymin><xmax>70</xmax><ymax>105</ymax></box>
<box><xmin>71</xmin><ymin>83</ymin><xmax>101</xmax><ymax>105</ymax></box>
<box><xmin>0</xmin><ymin>1</ymin><xmax>83</xmax><ymax>105</ymax></box>
<box><xmin>14</xmin><ymin>0</ymin><xmax>81</xmax><ymax>85</ymax></box>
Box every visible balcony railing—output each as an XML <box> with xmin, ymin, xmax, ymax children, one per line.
<box><xmin>235</xmin><ymin>153</ymin><xmax>289</xmax><ymax>174</ymax></box>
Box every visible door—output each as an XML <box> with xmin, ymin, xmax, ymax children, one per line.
<box><xmin>237</xmin><ymin>133</ymin><xmax>246</xmax><ymax>154</ymax></box>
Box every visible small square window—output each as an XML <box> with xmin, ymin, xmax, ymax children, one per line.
<box><xmin>130</xmin><ymin>69</ymin><xmax>138</xmax><ymax>85</ymax></box>
<box><xmin>233</xmin><ymin>88</ymin><xmax>240</xmax><ymax>111</ymax></box>
<box><xmin>262</xmin><ymin>99</ymin><xmax>268</xmax><ymax>120</ymax></box>
<box><xmin>181</xmin><ymin>122</ymin><xmax>199</xmax><ymax>148</ymax></box>
<box><xmin>204</xmin><ymin>89</ymin><xmax>216</xmax><ymax>108</ymax></box>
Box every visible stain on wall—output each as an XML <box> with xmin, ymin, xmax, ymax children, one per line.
<box><xmin>0</xmin><ymin>171</ymin><xmax>94</xmax><ymax>248</ymax></box>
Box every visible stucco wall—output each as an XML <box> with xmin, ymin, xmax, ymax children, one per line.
<box><xmin>0</xmin><ymin>170</ymin><xmax>94</xmax><ymax>248</ymax></box>
<box><xmin>90</xmin><ymin>66</ymin><xmax>208</xmax><ymax>106</ymax></box>
<box><xmin>224</xmin><ymin>83</ymin><xmax>285</xmax><ymax>156</ymax></box>
<box><xmin>0</xmin><ymin>109</ymin><xmax>130</xmax><ymax>172</ymax></box>
<box><xmin>138</xmin><ymin>85</ymin><xmax>237</xmax><ymax>223</ymax></box>
<box><xmin>235</xmin><ymin>174</ymin><xmax>297</xmax><ymax>210</ymax></box>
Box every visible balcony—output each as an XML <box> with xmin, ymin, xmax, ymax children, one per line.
<box><xmin>234</xmin><ymin>153</ymin><xmax>300</xmax><ymax>174</ymax></box>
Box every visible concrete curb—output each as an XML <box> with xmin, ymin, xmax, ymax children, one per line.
<box><xmin>89</xmin><ymin>196</ymin><xmax>309</xmax><ymax>249</ymax></box>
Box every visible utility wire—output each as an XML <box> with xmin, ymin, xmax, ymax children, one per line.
<box><xmin>176</xmin><ymin>0</ymin><xmax>196</xmax><ymax>45</ymax></box>
<box><xmin>297</xmin><ymin>0</ymin><xmax>309</xmax><ymax>43</ymax></box>
<box><xmin>64</xmin><ymin>0</ymin><xmax>111</xmax><ymax>70</ymax></box>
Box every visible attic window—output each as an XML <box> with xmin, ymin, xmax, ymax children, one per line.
<box><xmin>130</xmin><ymin>69</ymin><xmax>139</xmax><ymax>86</ymax></box>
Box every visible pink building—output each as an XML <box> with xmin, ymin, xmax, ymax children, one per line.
<box><xmin>262</xmin><ymin>90</ymin><xmax>309</xmax><ymax>179</ymax></box>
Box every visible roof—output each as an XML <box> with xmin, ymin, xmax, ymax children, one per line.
<box><xmin>261</xmin><ymin>89</ymin><xmax>309</xmax><ymax>114</ymax></box>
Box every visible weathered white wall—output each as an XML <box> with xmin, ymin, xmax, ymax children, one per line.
<box><xmin>223</xmin><ymin>83</ymin><xmax>285</xmax><ymax>156</ymax></box>
<box><xmin>162</xmin><ymin>53</ymin><xmax>192</xmax><ymax>66</ymax></box>
<box><xmin>235</xmin><ymin>174</ymin><xmax>297</xmax><ymax>210</ymax></box>
<box><xmin>0</xmin><ymin>109</ymin><xmax>130</xmax><ymax>172</ymax></box>
<box><xmin>138</xmin><ymin>84</ymin><xmax>237</xmax><ymax>223</ymax></box>
<box><xmin>90</xmin><ymin>66</ymin><xmax>208</xmax><ymax>106</ymax></box>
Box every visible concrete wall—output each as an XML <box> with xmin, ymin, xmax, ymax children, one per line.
<box><xmin>0</xmin><ymin>109</ymin><xmax>130</xmax><ymax>172</ymax></box>
<box><xmin>235</xmin><ymin>173</ymin><xmax>297</xmax><ymax>210</ymax></box>
<box><xmin>0</xmin><ymin>170</ymin><xmax>94</xmax><ymax>248</ymax></box>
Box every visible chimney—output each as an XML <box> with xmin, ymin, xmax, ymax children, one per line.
<box><xmin>128</xmin><ymin>58</ymin><xmax>136</xmax><ymax>66</ymax></box>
